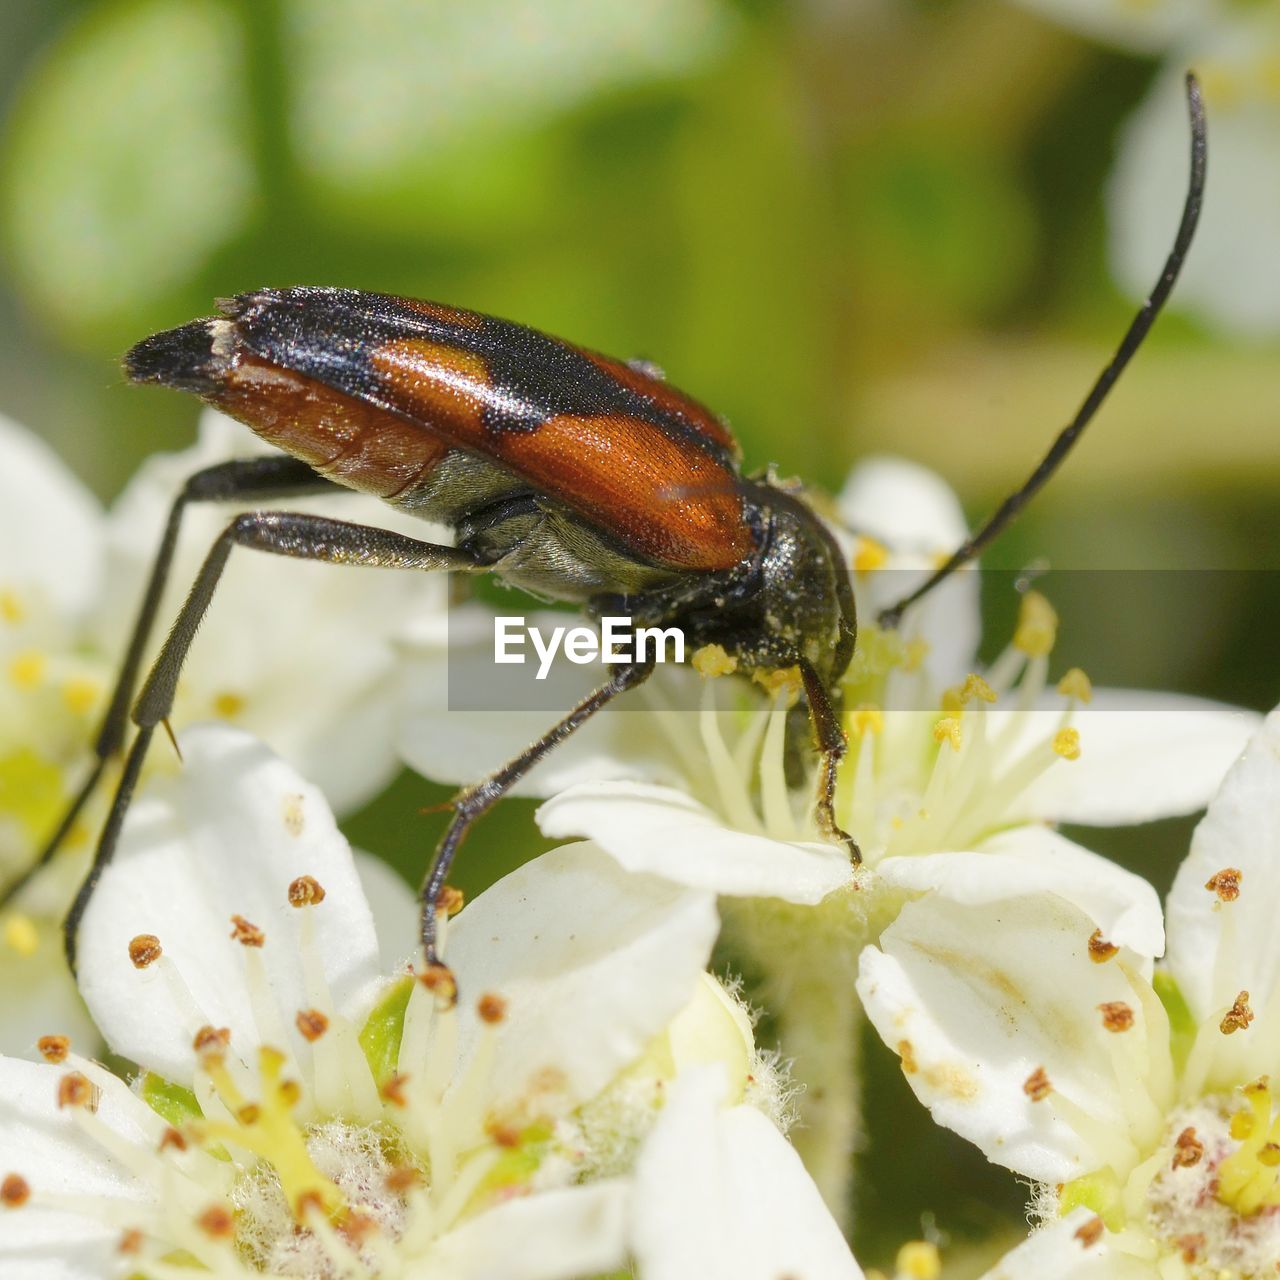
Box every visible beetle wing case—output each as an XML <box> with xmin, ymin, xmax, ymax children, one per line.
<box><xmin>126</xmin><ymin>287</ymin><xmax>756</xmax><ymax>574</ymax></box>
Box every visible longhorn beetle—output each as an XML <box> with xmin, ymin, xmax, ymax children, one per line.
<box><xmin>14</xmin><ymin>76</ymin><xmax>1206</xmax><ymax>977</ymax></box>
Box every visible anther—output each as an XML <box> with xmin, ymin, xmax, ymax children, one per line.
<box><xmin>752</xmin><ymin>666</ymin><xmax>802</xmax><ymax>698</ymax></box>
<box><xmin>295</xmin><ymin>1009</ymin><xmax>329</xmax><ymax>1042</ymax></box>
<box><xmin>380</xmin><ymin>1073</ymin><xmax>409</xmax><ymax>1107</ymax></box>
<box><xmin>196</xmin><ymin>1204</ymin><xmax>235</xmax><ymax>1239</ymax></box>
<box><xmin>287</xmin><ymin>875</ymin><xmax>326</xmax><ymax>908</ymax></box>
<box><xmin>342</xmin><ymin>1210</ymin><xmax>378</xmax><ymax>1246</ymax></box>
<box><xmin>1259</xmin><ymin>1142</ymin><xmax>1280</xmax><ymax>1168</ymax></box>
<box><xmin>959</xmin><ymin>673</ymin><xmax>997</xmax><ymax>705</ymax></box>
<box><xmin>158</xmin><ymin>1127</ymin><xmax>187</xmax><ymax>1153</ymax></box>
<box><xmin>118</xmin><ymin>1228</ymin><xmax>145</xmax><ymax>1255</ymax></box>
<box><xmin>692</xmin><ymin>643</ymin><xmax>737</xmax><ymax>677</ymax></box>
<box><xmin>477</xmin><ymin>993</ymin><xmax>508</xmax><ymax>1025</ymax></box>
<box><xmin>1221</xmin><ymin>991</ymin><xmax>1254</xmax><ymax>1035</ymax></box>
<box><xmin>2</xmin><ymin>915</ymin><xmax>38</xmax><ymax>957</ymax></box>
<box><xmin>1052</xmin><ymin>728</ymin><xmax>1081</xmax><ymax>761</ymax></box>
<box><xmin>0</xmin><ymin>1174</ymin><xmax>29</xmax><ymax>1208</ymax></box>
<box><xmin>1073</xmin><ymin>1215</ymin><xmax>1104</xmax><ymax>1247</ymax></box>
<box><xmin>1098</xmin><ymin>1001</ymin><xmax>1134</xmax><ymax>1032</ymax></box>
<box><xmin>1057</xmin><ymin>668</ymin><xmax>1093</xmax><ymax>703</ymax></box>
<box><xmin>1205</xmin><ymin>868</ymin><xmax>1242</xmax><ymax>902</ymax></box>
<box><xmin>36</xmin><ymin>1034</ymin><xmax>70</xmax><ymax>1063</ymax></box>
<box><xmin>437</xmin><ymin>885</ymin><xmax>465</xmax><ymax>917</ymax></box>
<box><xmin>1014</xmin><ymin>591</ymin><xmax>1058</xmax><ymax>657</ymax></box>
<box><xmin>894</xmin><ymin>1241</ymin><xmax>941</xmax><ymax>1280</ymax></box>
<box><xmin>128</xmin><ymin>934</ymin><xmax>163</xmax><ymax>968</ymax></box>
<box><xmin>229</xmin><ymin>915</ymin><xmax>265</xmax><ymax>947</ymax></box>
<box><xmin>236</xmin><ymin>1103</ymin><xmax>261</xmax><ymax>1125</ymax></box>
<box><xmin>1172</xmin><ymin>1126</ymin><xmax>1204</xmax><ymax>1168</ymax></box>
<box><xmin>486</xmin><ymin>1119</ymin><xmax>522</xmax><ymax>1149</ymax></box>
<box><xmin>296</xmin><ymin>1189</ymin><xmax>326</xmax><ymax>1221</ymax></box>
<box><xmin>193</xmin><ymin>1025</ymin><xmax>231</xmax><ymax>1054</ymax></box>
<box><xmin>57</xmin><ymin>1072</ymin><xmax>99</xmax><ymax>1111</ymax></box>
<box><xmin>932</xmin><ymin>717</ymin><xmax>962</xmax><ymax>751</ymax></box>
<box><xmin>853</xmin><ymin>536</ymin><xmax>888</xmax><ymax>575</ymax></box>
<box><xmin>849</xmin><ymin>705</ymin><xmax>884</xmax><ymax>737</ymax></box>
<box><xmin>1175</xmin><ymin>1234</ymin><xmax>1204</xmax><ymax>1265</ymax></box>
<box><xmin>277</xmin><ymin>1079</ymin><xmax>302</xmax><ymax>1108</ymax></box>
<box><xmin>1023</xmin><ymin>1067</ymin><xmax>1051</xmax><ymax>1101</ymax></box>
<box><xmin>386</xmin><ymin>1165</ymin><xmax>421</xmax><ymax>1193</ymax></box>
<box><xmin>1087</xmin><ymin>930</ymin><xmax>1118</xmax><ymax>964</ymax></box>
<box><xmin>419</xmin><ymin>961</ymin><xmax>458</xmax><ymax>1009</ymax></box>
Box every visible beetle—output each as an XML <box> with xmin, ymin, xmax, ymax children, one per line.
<box><xmin>14</xmin><ymin>76</ymin><xmax>1205</xmax><ymax>978</ymax></box>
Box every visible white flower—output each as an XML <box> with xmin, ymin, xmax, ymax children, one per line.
<box><xmin>857</xmin><ymin>703</ymin><xmax>1280</xmax><ymax>1278</ymax></box>
<box><xmin>0</xmin><ymin>409</ymin><xmax>438</xmax><ymax>1052</ymax></box>
<box><xmin>1011</xmin><ymin>0</ymin><xmax>1280</xmax><ymax>335</ymax></box>
<box><xmin>0</xmin><ymin>723</ymin><xmax>856</xmax><ymax>1278</ymax></box>
<box><xmin>398</xmin><ymin>456</ymin><xmax>1259</xmax><ymax>1213</ymax></box>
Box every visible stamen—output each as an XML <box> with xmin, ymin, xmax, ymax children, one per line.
<box><xmin>1013</xmin><ymin>591</ymin><xmax>1057</xmax><ymax>658</ymax></box>
<box><xmin>1053</xmin><ymin>728</ymin><xmax>1081</xmax><ymax>761</ymax></box>
<box><xmin>1088</xmin><ymin>931</ymin><xmax>1119</xmax><ymax>964</ymax></box>
<box><xmin>288</xmin><ymin>875</ymin><xmax>327</xmax><ymax>908</ymax></box>
<box><xmin>1023</xmin><ymin>1067</ymin><xmax>1051</xmax><ymax>1101</ymax></box>
<box><xmin>296</xmin><ymin>1009</ymin><xmax>329</xmax><ymax>1042</ymax></box>
<box><xmin>128</xmin><ymin>934</ymin><xmax>163</xmax><ymax>968</ymax></box>
<box><xmin>1057</xmin><ymin>668</ymin><xmax>1093</xmax><ymax>703</ymax></box>
<box><xmin>0</xmin><ymin>1174</ymin><xmax>29</xmax><ymax>1207</ymax></box>
<box><xmin>230</xmin><ymin>915</ymin><xmax>265</xmax><ymax>947</ymax></box>
<box><xmin>57</xmin><ymin>1072</ymin><xmax>99</xmax><ymax>1111</ymax></box>
<box><xmin>1220</xmin><ymin>991</ymin><xmax>1254</xmax><ymax>1035</ymax></box>
<box><xmin>36</xmin><ymin>1034</ymin><xmax>70</xmax><ymax>1063</ymax></box>
<box><xmin>1204</xmin><ymin>868</ymin><xmax>1242</xmax><ymax>902</ymax></box>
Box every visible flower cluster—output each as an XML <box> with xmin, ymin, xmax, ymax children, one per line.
<box><xmin>0</xmin><ymin>411</ymin><xmax>1270</xmax><ymax>1276</ymax></box>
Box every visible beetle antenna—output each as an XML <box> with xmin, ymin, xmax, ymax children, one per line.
<box><xmin>878</xmin><ymin>71</ymin><xmax>1207</xmax><ymax>629</ymax></box>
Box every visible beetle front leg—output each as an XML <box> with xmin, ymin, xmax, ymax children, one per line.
<box><xmin>798</xmin><ymin>659</ymin><xmax>860</xmax><ymax>866</ymax></box>
<box><xmin>63</xmin><ymin>510</ymin><xmax>482</xmax><ymax>970</ymax></box>
<box><xmin>419</xmin><ymin>658</ymin><xmax>656</xmax><ymax>979</ymax></box>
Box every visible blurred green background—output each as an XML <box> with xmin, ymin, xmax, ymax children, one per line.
<box><xmin>2</xmin><ymin>0</ymin><xmax>1278</xmax><ymax>1270</ymax></box>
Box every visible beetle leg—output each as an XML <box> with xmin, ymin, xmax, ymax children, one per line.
<box><xmin>1</xmin><ymin>457</ymin><xmax>339</xmax><ymax>913</ymax></box>
<box><xmin>798</xmin><ymin>659</ymin><xmax>860</xmax><ymax>866</ymax></box>
<box><xmin>63</xmin><ymin>510</ymin><xmax>483</xmax><ymax>970</ymax></box>
<box><xmin>419</xmin><ymin>657</ymin><xmax>656</xmax><ymax>971</ymax></box>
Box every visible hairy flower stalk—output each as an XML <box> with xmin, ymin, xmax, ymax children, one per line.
<box><xmin>860</xmin><ymin>705</ymin><xmax>1280</xmax><ymax>1277</ymax></box>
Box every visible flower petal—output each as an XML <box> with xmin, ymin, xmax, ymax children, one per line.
<box><xmin>76</xmin><ymin>725</ymin><xmax>383</xmax><ymax>1082</ymax></box>
<box><xmin>444</xmin><ymin>842</ymin><xmax>719</xmax><ymax>1114</ymax></box>
<box><xmin>878</xmin><ymin>826</ymin><xmax>1164</xmax><ymax>958</ymax></box>
<box><xmin>857</xmin><ymin>893</ymin><xmax>1150</xmax><ymax>1183</ymax></box>
<box><xmin>981</xmin><ymin>1209</ymin><xmax>1152</xmax><ymax>1279</ymax></box>
<box><xmin>630</xmin><ymin>1067</ymin><xmax>863</xmax><ymax>1280</ymax></box>
<box><xmin>1166</xmin><ymin>705</ymin><xmax>1280</xmax><ymax>1032</ymax></box>
<box><xmin>536</xmin><ymin>781</ymin><xmax>853</xmax><ymax>904</ymax></box>
<box><xmin>1110</xmin><ymin>31</ymin><xmax>1280</xmax><ymax>336</ymax></box>
<box><xmin>1003</xmin><ymin>0</ymin><xmax>1209</xmax><ymax>55</ymax></box>
<box><xmin>0</xmin><ymin>414</ymin><xmax>103</xmax><ymax>622</ymax></box>
<box><xmin>421</xmin><ymin>1182</ymin><xmax>629</xmax><ymax>1280</ymax></box>
<box><xmin>1014</xmin><ymin>689</ymin><xmax>1260</xmax><ymax>826</ymax></box>
<box><xmin>837</xmin><ymin>455</ymin><xmax>980</xmax><ymax>689</ymax></box>
<box><xmin>0</xmin><ymin>1056</ymin><xmax>153</xmax><ymax>1279</ymax></box>
<box><xmin>352</xmin><ymin>851</ymin><xmax>419</xmax><ymax>971</ymax></box>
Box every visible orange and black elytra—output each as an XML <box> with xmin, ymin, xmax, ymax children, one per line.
<box><xmin>25</xmin><ymin>77</ymin><xmax>1206</xmax><ymax>977</ymax></box>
